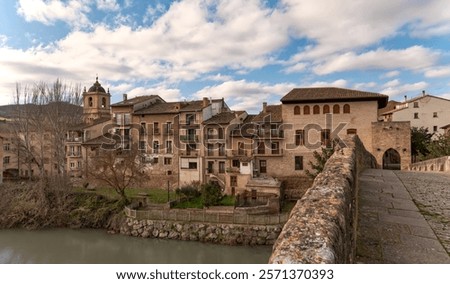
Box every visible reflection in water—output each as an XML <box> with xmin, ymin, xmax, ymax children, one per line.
<box><xmin>0</xmin><ymin>229</ymin><xmax>271</xmax><ymax>264</ymax></box>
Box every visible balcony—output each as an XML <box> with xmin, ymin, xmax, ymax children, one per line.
<box><xmin>229</xmin><ymin>149</ymin><xmax>251</xmax><ymax>157</ymax></box>
<box><xmin>67</xmin><ymin>152</ymin><xmax>82</xmax><ymax>157</ymax></box>
<box><xmin>255</xmin><ymin>129</ymin><xmax>284</xmax><ymax>138</ymax></box>
<box><xmin>253</xmin><ymin>148</ymin><xmax>284</xmax><ymax>157</ymax></box>
<box><xmin>179</xmin><ymin>150</ymin><xmax>199</xmax><ymax>157</ymax></box>
<box><xmin>180</xmin><ymin>135</ymin><xmax>199</xmax><ymax>143</ymax></box>
<box><xmin>206</xmin><ymin>150</ymin><xmax>227</xmax><ymax>158</ymax></box>
<box><xmin>66</xmin><ymin>137</ymin><xmax>83</xmax><ymax>143</ymax></box>
<box><xmin>164</xmin><ymin>129</ymin><xmax>174</xmax><ymax>136</ymax></box>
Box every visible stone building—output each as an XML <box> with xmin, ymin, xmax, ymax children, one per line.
<box><xmin>381</xmin><ymin>91</ymin><xmax>450</xmax><ymax>136</ymax></box>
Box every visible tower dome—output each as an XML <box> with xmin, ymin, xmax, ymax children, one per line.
<box><xmin>88</xmin><ymin>77</ymin><xmax>107</xmax><ymax>93</ymax></box>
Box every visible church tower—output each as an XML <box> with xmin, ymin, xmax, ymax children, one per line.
<box><xmin>82</xmin><ymin>77</ymin><xmax>111</xmax><ymax>124</ymax></box>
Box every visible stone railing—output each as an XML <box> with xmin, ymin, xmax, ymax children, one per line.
<box><xmin>409</xmin><ymin>156</ymin><xmax>450</xmax><ymax>173</ymax></box>
<box><xmin>269</xmin><ymin>135</ymin><xmax>375</xmax><ymax>264</ymax></box>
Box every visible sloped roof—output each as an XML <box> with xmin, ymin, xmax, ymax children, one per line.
<box><xmin>253</xmin><ymin>105</ymin><xmax>282</xmax><ymax>123</ymax></box>
<box><xmin>134</xmin><ymin>102</ymin><xmax>183</xmax><ymax>115</ymax></box>
<box><xmin>378</xmin><ymin>100</ymin><xmax>400</xmax><ymax>116</ymax></box>
<box><xmin>281</xmin><ymin>87</ymin><xmax>388</xmax><ymax>108</ymax></box>
<box><xmin>203</xmin><ymin>112</ymin><xmax>240</xmax><ymax>124</ymax></box>
<box><xmin>381</xmin><ymin>95</ymin><xmax>450</xmax><ymax>115</ymax></box>
<box><xmin>111</xmin><ymin>95</ymin><xmax>159</xmax><ymax>107</ymax></box>
<box><xmin>179</xmin><ymin>100</ymin><xmax>205</xmax><ymax>112</ymax></box>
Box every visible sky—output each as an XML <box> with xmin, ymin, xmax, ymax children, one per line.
<box><xmin>0</xmin><ymin>0</ymin><xmax>450</xmax><ymax>113</ymax></box>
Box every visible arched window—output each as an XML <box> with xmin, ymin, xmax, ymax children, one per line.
<box><xmin>102</xmin><ymin>97</ymin><xmax>107</xmax><ymax>108</ymax></box>
<box><xmin>88</xmin><ymin>97</ymin><xmax>93</xmax><ymax>107</ymax></box>
<box><xmin>313</xmin><ymin>105</ymin><xmax>320</xmax><ymax>114</ymax></box>
<box><xmin>323</xmin><ymin>105</ymin><xmax>330</xmax><ymax>114</ymax></box>
<box><xmin>343</xmin><ymin>104</ymin><xmax>350</xmax><ymax>113</ymax></box>
<box><xmin>303</xmin><ymin>106</ymin><xmax>310</xmax><ymax>115</ymax></box>
<box><xmin>333</xmin><ymin>104</ymin><xmax>340</xmax><ymax>114</ymax></box>
<box><xmin>294</xmin><ymin>106</ymin><xmax>300</xmax><ymax>115</ymax></box>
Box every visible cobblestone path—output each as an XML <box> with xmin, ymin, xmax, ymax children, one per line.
<box><xmin>395</xmin><ymin>171</ymin><xmax>450</xmax><ymax>255</ymax></box>
<box><xmin>356</xmin><ymin>169</ymin><xmax>450</xmax><ymax>263</ymax></box>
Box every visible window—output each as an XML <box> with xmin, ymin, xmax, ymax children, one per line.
<box><xmin>3</xmin><ymin>156</ymin><xmax>10</xmax><ymax>164</ymax></box>
<box><xmin>238</xmin><ymin>142</ymin><xmax>245</xmax><ymax>155</ymax></box>
<box><xmin>164</xmin><ymin>157</ymin><xmax>172</xmax><ymax>165</ymax></box>
<box><xmin>321</xmin><ymin>129</ymin><xmax>331</xmax><ymax>148</ymax></box>
<box><xmin>77</xmin><ymin>161</ymin><xmax>82</xmax><ymax>169</ymax></box>
<box><xmin>188</xmin><ymin>162</ymin><xmax>197</xmax><ymax>169</ymax></box>
<box><xmin>186</xmin><ymin>114</ymin><xmax>195</xmax><ymax>125</ymax></box>
<box><xmin>257</xmin><ymin>142</ymin><xmax>265</xmax><ymax>154</ymax></box>
<box><xmin>4</xmin><ymin>143</ymin><xmax>10</xmax><ymax>151</ymax></box>
<box><xmin>218</xmin><ymin>128</ymin><xmax>224</xmax><ymax>139</ymax></box>
<box><xmin>333</xmin><ymin>104</ymin><xmax>340</xmax><ymax>114</ymax></box>
<box><xmin>230</xmin><ymin>176</ymin><xmax>237</xmax><ymax>187</ymax></box>
<box><xmin>102</xmin><ymin>97</ymin><xmax>106</xmax><ymax>108</ymax></box>
<box><xmin>433</xmin><ymin>126</ymin><xmax>438</xmax><ymax>132</ymax></box>
<box><xmin>153</xmin><ymin>122</ymin><xmax>159</xmax><ymax>134</ymax></box>
<box><xmin>207</xmin><ymin>144</ymin><xmax>214</xmax><ymax>156</ymax></box>
<box><xmin>232</xmin><ymin>159</ymin><xmax>240</xmax><ymax>167</ymax></box>
<box><xmin>165</xmin><ymin>122</ymin><xmax>173</xmax><ymax>135</ymax></box>
<box><xmin>153</xmin><ymin>141</ymin><xmax>159</xmax><ymax>154</ymax></box>
<box><xmin>323</xmin><ymin>105</ymin><xmax>330</xmax><ymax>114</ymax></box>
<box><xmin>153</xmin><ymin>157</ymin><xmax>159</xmax><ymax>164</ymax></box>
<box><xmin>313</xmin><ymin>105</ymin><xmax>320</xmax><ymax>114</ymax></box>
<box><xmin>166</xmin><ymin>141</ymin><xmax>173</xmax><ymax>154</ymax></box>
<box><xmin>271</xmin><ymin>142</ymin><xmax>279</xmax><ymax>154</ymax></box>
<box><xmin>347</xmin><ymin>128</ymin><xmax>357</xmax><ymax>135</ymax></box>
<box><xmin>70</xmin><ymin>162</ymin><xmax>75</xmax><ymax>169</ymax></box>
<box><xmin>88</xmin><ymin>97</ymin><xmax>93</xmax><ymax>107</ymax></box>
<box><xmin>294</xmin><ymin>106</ymin><xmax>300</xmax><ymax>115</ymax></box>
<box><xmin>140</xmin><ymin>122</ymin><xmax>146</xmax><ymax>135</ymax></box>
<box><xmin>295</xmin><ymin>130</ymin><xmax>305</xmax><ymax>146</ymax></box>
<box><xmin>433</xmin><ymin>112</ymin><xmax>438</xmax><ymax>118</ymax></box>
<box><xmin>303</xmin><ymin>105</ymin><xmax>310</xmax><ymax>115</ymax></box>
<box><xmin>343</xmin><ymin>104</ymin><xmax>350</xmax><ymax>113</ymax></box>
<box><xmin>219</xmin><ymin>144</ymin><xmax>225</xmax><ymax>156</ymax></box>
<box><xmin>124</xmin><ymin>113</ymin><xmax>131</xmax><ymax>125</ymax></box>
<box><xmin>414</xmin><ymin>113</ymin><xmax>419</xmax><ymax>119</ymax></box>
<box><xmin>139</xmin><ymin>141</ymin><xmax>146</xmax><ymax>151</ymax></box>
<box><xmin>413</xmin><ymin>102</ymin><xmax>419</xmax><ymax>108</ymax></box>
<box><xmin>219</xmin><ymin>161</ymin><xmax>225</xmax><ymax>173</ymax></box>
<box><xmin>259</xmin><ymin>160</ymin><xmax>267</xmax><ymax>173</ymax></box>
<box><xmin>295</xmin><ymin>156</ymin><xmax>303</xmax><ymax>170</ymax></box>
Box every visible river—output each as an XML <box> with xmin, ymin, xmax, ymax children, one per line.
<box><xmin>0</xmin><ymin>229</ymin><xmax>272</xmax><ymax>264</ymax></box>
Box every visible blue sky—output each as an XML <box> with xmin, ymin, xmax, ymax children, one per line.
<box><xmin>1</xmin><ymin>0</ymin><xmax>450</xmax><ymax>113</ymax></box>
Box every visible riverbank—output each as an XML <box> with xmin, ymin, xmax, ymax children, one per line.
<box><xmin>0</xmin><ymin>182</ymin><xmax>122</xmax><ymax>230</ymax></box>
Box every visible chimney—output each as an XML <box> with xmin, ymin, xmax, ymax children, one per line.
<box><xmin>404</xmin><ymin>95</ymin><xmax>407</xmax><ymax>102</ymax></box>
<box><xmin>263</xmin><ymin>102</ymin><xmax>267</xmax><ymax>113</ymax></box>
<box><xmin>123</xmin><ymin>93</ymin><xmax>128</xmax><ymax>101</ymax></box>
<box><xmin>422</xmin><ymin>90</ymin><xmax>426</xmax><ymax>97</ymax></box>
<box><xmin>202</xmin><ymin>97</ymin><xmax>209</xmax><ymax>107</ymax></box>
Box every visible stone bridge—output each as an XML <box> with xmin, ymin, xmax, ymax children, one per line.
<box><xmin>269</xmin><ymin>135</ymin><xmax>450</xmax><ymax>264</ymax></box>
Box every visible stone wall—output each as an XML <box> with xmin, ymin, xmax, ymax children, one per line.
<box><xmin>118</xmin><ymin>217</ymin><xmax>282</xmax><ymax>246</ymax></box>
<box><xmin>269</xmin><ymin>135</ymin><xmax>375</xmax><ymax>263</ymax></box>
<box><xmin>410</xmin><ymin>156</ymin><xmax>450</xmax><ymax>173</ymax></box>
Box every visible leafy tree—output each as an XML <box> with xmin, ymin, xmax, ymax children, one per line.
<box><xmin>201</xmin><ymin>182</ymin><xmax>222</xmax><ymax>207</ymax></box>
<box><xmin>426</xmin><ymin>134</ymin><xmax>450</xmax><ymax>159</ymax></box>
<box><xmin>305</xmin><ymin>147</ymin><xmax>335</xmax><ymax>179</ymax></box>
<box><xmin>176</xmin><ymin>182</ymin><xmax>201</xmax><ymax>200</ymax></box>
<box><xmin>411</xmin><ymin>127</ymin><xmax>433</xmax><ymax>162</ymax></box>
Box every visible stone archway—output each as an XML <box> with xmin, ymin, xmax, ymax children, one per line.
<box><xmin>382</xmin><ymin>148</ymin><xmax>401</xmax><ymax>170</ymax></box>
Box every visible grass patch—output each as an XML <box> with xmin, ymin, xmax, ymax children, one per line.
<box><xmin>219</xmin><ymin>195</ymin><xmax>235</xmax><ymax>206</ymax></box>
<box><xmin>172</xmin><ymin>196</ymin><xmax>203</xmax><ymax>209</ymax></box>
<box><xmin>76</xmin><ymin>187</ymin><xmax>177</xmax><ymax>204</ymax></box>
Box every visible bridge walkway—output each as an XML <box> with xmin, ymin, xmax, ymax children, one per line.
<box><xmin>356</xmin><ymin>169</ymin><xmax>450</xmax><ymax>263</ymax></box>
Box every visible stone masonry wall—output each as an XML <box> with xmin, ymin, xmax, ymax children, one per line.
<box><xmin>119</xmin><ymin>218</ymin><xmax>283</xmax><ymax>246</ymax></box>
<box><xmin>269</xmin><ymin>135</ymin><xmax>375</xmax><ymax>263</ymax></box>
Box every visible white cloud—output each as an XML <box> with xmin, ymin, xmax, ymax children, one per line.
<box><xmin>381</xmin><ymin>70</ymin><xmax>400</xmax><ymax>78</ymax></box>
<box><xmin>306</xmin><ymin>79</ymin><xmax>348</xmax><ymax>88</ymax></box>
<box><xmin>96</xmin><ymin>0</ymin><xmax>119</xmax><ymax>11</ymax></box>
<box><xmin>124</xmin><ymin>86</ymin><xmax>182</xmax><ymax>102</ymax></box>
<box><xmin>143</xmin><ymin>3</ymin><xmax>166</xmax><ymax>24</ymax></box>
<box><xmin>17</xmin><ymin>0</ymin><xmax>91</xmax><ymax>27</ymax></box>
<box><xmin>383</xmin><ymin>79</ymin><xmax>400</xmax><ymax>88</ymax></box>
<box><xmin>425</xmin><ymin>67</ymin><xmax>450</xmax><ymax>78</ymax></box>
<box><xmin>381</xmin><ymin>81</ymin><xmax>428</xmax><ymax>97</ymax></box>
<box><xmin>194</xmin><ymin>80</ymin><xmax>296</xmax><ymax>113</ymax></box>
<box><xmin>283</xmin><ymin>62</ymin><xmax>307</xmax><ymax>74</ymax></box>
<box><xmin>203</xmin><ymin>73</ymin><xmax>234</xmax><ymax>82</ymax></box>
<box><xmin>353</xmin><ymin>82</ymin><xmax>377</xmax><ymax>90</ymax></box>
<box><xmin>313</xmin><ymin>46</ymin><xmax>439</xmax><ymax>75</ymax></box>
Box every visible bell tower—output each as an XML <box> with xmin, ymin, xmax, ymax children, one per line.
<box><xmin>82</xmin><ymin>77</ymin><xmax>111</xmax><ymax>124</ymax></box>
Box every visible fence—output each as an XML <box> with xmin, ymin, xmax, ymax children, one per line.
<box><xmin>124</xmin><ymin>206</ymin><xmax>288</xmax><ymax>225</ymax></box>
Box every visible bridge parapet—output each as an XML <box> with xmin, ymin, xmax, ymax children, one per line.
<box><xmin>269</xmin><ymin>135</ymin><xmax>375</xmax><ymax>263</ymax></box>
<box><xmin>410</xmin><ymin>156</ymin><xmax>450</xmax><ymax>173</ymax></box>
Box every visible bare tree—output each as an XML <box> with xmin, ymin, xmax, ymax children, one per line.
<box><xmin>88</xmin><ymin>144</ymin><xmax>148</xmax><ymax>204</ymax></box>
<box><xmin>10</xmin><ymin>79</ymin><xmax>83</xmax><ymax>182</ymax></box>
